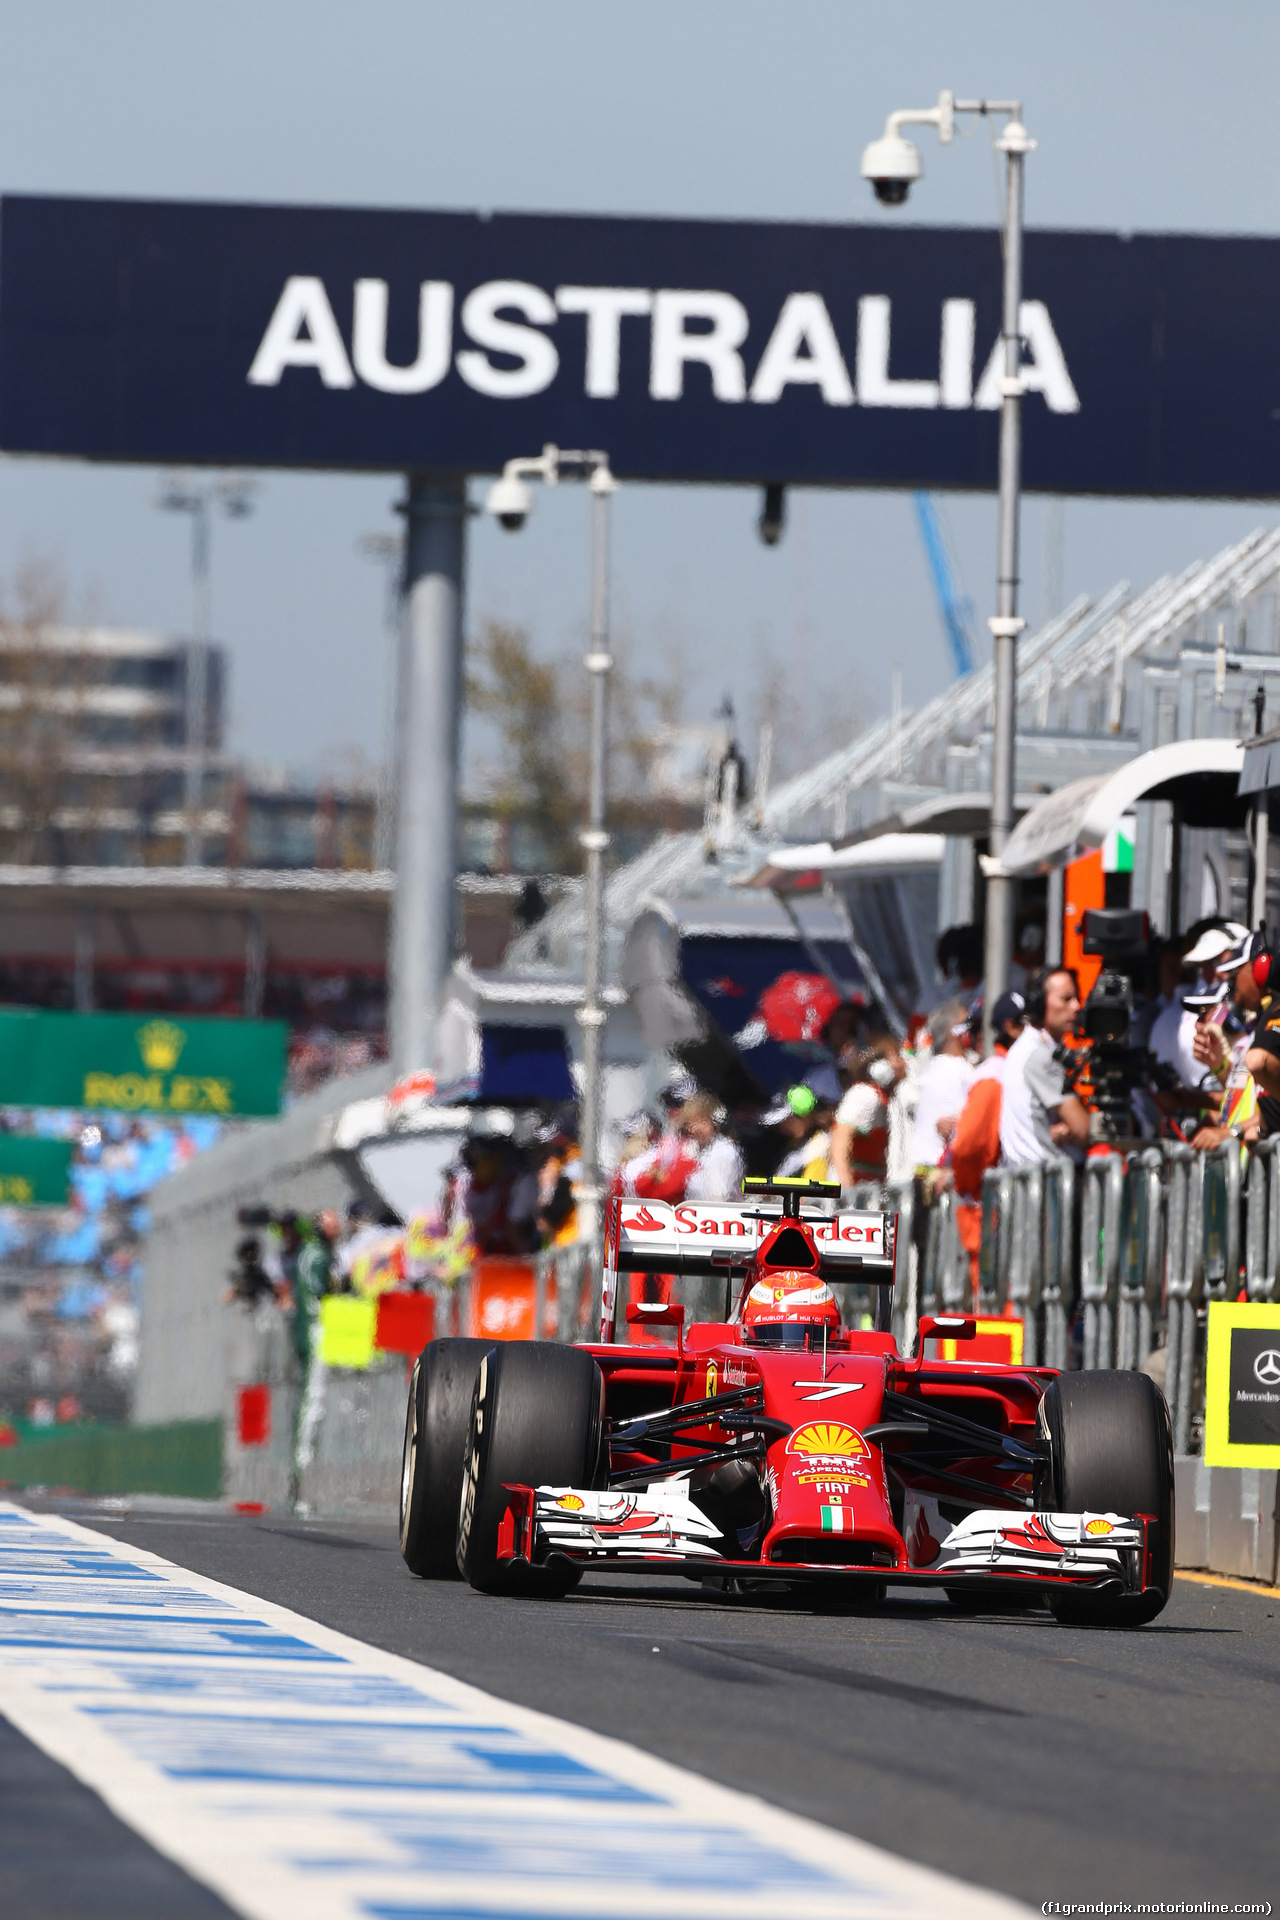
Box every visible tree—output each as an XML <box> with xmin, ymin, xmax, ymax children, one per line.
<box><xmin>0</xmin><ymin>560</ymin><xmax>82</xmax><ymax>865</ymax></box>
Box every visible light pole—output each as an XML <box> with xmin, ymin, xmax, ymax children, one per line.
<box><xmin>357</xmin><ymin>530</ymin><xmax>405</xmax><ymax>871</ymax></box>
<box><xmin>484</xmin><ymin>445</ymin><xmax>616</xmax><ymax>1251</ymax></box>
<box><xmin>861</xmin><ymin>91</ymin><xmax>1035</xmax><ymax>1036</ymax></box>
<box><xmin>156</xmin><ymin>473</ymin><xmax>254</xmax><ymax>865</ymax></box>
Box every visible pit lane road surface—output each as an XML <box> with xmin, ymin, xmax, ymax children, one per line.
<box><xmin>3</xmin><ymin>1501</ymin><xmax>1278</xmax><ymax>1916</ymax></box>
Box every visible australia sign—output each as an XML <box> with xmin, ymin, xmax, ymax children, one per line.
<box><xmin>0</xmin><ymin>1011</ymin><xmax>288</xmax><ymax>1118</ymax></box>
<box><xmin>1</xmin><ymin>196</ymin><xmax>1279</xmax><ymax>497</ymax></box>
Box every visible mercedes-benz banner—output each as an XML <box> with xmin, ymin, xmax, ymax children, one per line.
<box><xmin>1</xmin><ymin>195</ymin><xmax>1277</xmax><ymax>496</ymax></box>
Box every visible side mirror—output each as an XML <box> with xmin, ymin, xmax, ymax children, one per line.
<box><xmin>917</xmin><ymin>1313</ymin><xmax>976</xmax><ymax>1350</ymax></box>
<box><xmin>626</xmin><ymin>1300</ymin><xmax>686</xmax><ymax>1353</ymax></box>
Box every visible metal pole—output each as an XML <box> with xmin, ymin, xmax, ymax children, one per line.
<box><xmin>983</xmin><ymin>113</ymin><xmax>1030</xmax><ymax>1044</ymax></box>
<box><xmin>1045</xmin><ymin>864</ymin><xmax>1064</xmax><ymax>966</ymax></box>
<box><xmin>1255</xmin><ymin>796</ymin><xmax>1271</xmax><ymax>932</ymax></box>
<box><xmin>577</xmin><ymin>465</ymin><xmax>615</xmax><ymax>1248</ymax></box>
<box><xmin>388</xmin><ymin>471</ymin><xmax>466</xmax><ymax>1078</ymax></box>
<box><xmin>184</xmin><ymin>497</ymin><xmax>210</xmax><ymax>867</ymax></box>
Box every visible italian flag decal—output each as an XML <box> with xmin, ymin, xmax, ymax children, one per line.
<box><xmin>820</xmin><ymin>1505</ymin><xmax>848</xmax><ymax>1533</ymax></box>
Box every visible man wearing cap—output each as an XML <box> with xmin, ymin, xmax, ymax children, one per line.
<box><xmin>765</xmin><ymin>1067</ymin><xmax>841</xmax><ymax>1182</ymax></box>
<box><xmin>1188</xmin><ymin>938</ymin><xmax>1263</xmax><ymax>1150</ymax></box>
<box><xmin>1151</xmin><ymin>924</ymin><xmax>1248</xmax><ymax>1089</ymax></box>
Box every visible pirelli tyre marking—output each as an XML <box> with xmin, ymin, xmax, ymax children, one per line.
<box><xmin>534</xmin><ymin>1486</ymin><xmax>724</xmax><ymax>1559</ymax></box>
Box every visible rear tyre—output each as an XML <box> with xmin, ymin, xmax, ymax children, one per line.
<box><xmin>457</xmin><ymin>1341</ymin><xmax>604</xmax><ymax>1596</ymax></box>
<box><xmin>1039</xmin><ymin>1370</ymin><xmax>1174</xmax><ymax>1628</ymax></box>
<box><xmin>400</xmin><ymin>1338</ymin><xmax>491</xmax><ymax>1578</ymax></box>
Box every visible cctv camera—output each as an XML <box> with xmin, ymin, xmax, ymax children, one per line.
<box><xmin>484</xmin><ymin>472</ymin><xmax>534</xmax><ymax>532</ymax></box>
<box><xmin>758</xmin><ymin>483</ymin><xmax>786</xmax><ymax>548</ymax></box>
<box><xmin>859</xmin><ymin>131</ymin><xmax>922</xmax><ymax>207</ymax></box>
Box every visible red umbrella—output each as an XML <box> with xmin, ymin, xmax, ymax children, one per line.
<box><xmin>756</xmin><ymin>971</ymin><xmax>843</xmax><ymax>1043</ymax></box>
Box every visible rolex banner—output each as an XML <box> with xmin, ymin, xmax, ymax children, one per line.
<box><xmin>0</xmin><ymin>1011</ymin><xmax>288</xmax><ymax>1117</ymax></box>
<box><xmin>0</xmin><ymin>1136</ymin><xmax>73</xmax><ymax>1204</ymax></box>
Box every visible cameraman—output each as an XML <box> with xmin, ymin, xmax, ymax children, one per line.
<box><xmin>1000</xmin><ymin>968</ymin><xmax>1091</xmax><ymax>1166</ymax></box>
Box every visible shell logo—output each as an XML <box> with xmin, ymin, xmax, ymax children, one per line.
<box><xmin>1084</xmin><ymin>1517</ymin><xmax>1114</xmax><ymax>1537</ymax></box>
<box><xmin>786</xmin><ymin>1422</ymin><xmax>869</xmax><ymax>1463</ymax></box>
<box><xmin>556</xmin><ymin>1494</ymin><xmax>585</xmax><ymax>1511</ymax></box>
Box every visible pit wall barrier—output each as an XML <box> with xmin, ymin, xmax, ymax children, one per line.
<box><xmin>224</xmin><ymin>1244</ymin><xmax>598</xmax><ymax>1513</ymax></box>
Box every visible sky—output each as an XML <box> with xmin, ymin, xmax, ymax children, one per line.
<box><xmin>0</xmin><ymin>2</ymin><xmax>1275</xmax><ymax>788</ymax></box>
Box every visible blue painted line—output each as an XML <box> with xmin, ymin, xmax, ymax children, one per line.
<box><xmin>0</xmin><ymin>1503</ymin><xmax>1023</xmax><ymax>1919</ymax></box>
<box><xmin>89</xmin><ymin>1707</ymin><xmax>655</xmax><ymax>1798</ymax></box>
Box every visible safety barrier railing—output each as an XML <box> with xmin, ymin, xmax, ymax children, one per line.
<box><xmin>906</xmin><ymin>1133</ymin><xmax>1272</xmax><ymax>1453</ymax></box>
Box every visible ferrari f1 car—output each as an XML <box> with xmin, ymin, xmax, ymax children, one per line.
<box><xmin>399</xmin><ymin>1178</ymin><xmax>1174</xmax><ymax>1626</ymax></box>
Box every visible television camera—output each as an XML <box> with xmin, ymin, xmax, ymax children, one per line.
<box><xmin>1055</xmin><ymin>908</ymin><xmax>1178</xmax><ymax>1141</ymax></box>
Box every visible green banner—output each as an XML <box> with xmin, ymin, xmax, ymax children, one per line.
<box><xmin>0</xmin><ymin>1011</ymin><xmax>288</xmax><ymax>1117</ymax></box>
<box><xmin>0</xmin><ymin>1135</ymin><xmax>73</xmax><ymax>1204</ymax></box>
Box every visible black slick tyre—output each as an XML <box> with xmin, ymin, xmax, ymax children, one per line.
<box><xmin>457</xmin><ymin>1341</ymin><xmax>604</xmax><ymax>1596</ymax></box>
<box><xmin>400</xmin><ymin>1338</ymin><xmax>491</xmax><ymax>1578</ymax></box>
<box><xmin>1038</xmin><ymin>1369</ymin><xmax>1174</xmax><ymax>1628</ymax></box>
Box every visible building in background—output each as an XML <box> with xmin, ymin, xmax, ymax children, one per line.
<box><xmin>0</xmin><ymin>623</ymin><xmax>229</xmax><ymax>867</ymax></box>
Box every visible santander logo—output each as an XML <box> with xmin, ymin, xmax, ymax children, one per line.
<box><xmin>621</xmin><ymin>1206</ymin><xmax>665</xmax><ymax>1232</ymax></box>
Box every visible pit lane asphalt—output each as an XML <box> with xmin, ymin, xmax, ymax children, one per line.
<box><xmin>13</xmin><ymin>1496</ymin><xmax>1280</xmax><ymax>1914</ymax></box>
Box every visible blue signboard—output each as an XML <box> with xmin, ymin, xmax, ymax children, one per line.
<box><xmin>0</xmin><ymin>194</ymin><xmax>1277</xmax><ymax>497</ymax></box>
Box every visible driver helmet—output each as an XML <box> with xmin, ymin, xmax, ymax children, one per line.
<box><xmin>741</xmin><ymin>1271</ymin><xmax>842</xmax><ymax>1350</ymax></box>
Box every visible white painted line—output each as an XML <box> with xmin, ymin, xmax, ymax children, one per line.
<box><xmin>0</xmin><ymin>1503</ymin><xmax>1030</xmax><ymax>1919</ymax></box>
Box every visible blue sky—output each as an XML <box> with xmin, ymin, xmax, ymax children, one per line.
<box><xmin>0</xmin><ymin>2</ymin><xmax>1275</xmax><ymax>785</ymax></box>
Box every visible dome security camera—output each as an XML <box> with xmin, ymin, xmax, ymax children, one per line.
<box><xmin>485</xmin><ymin>472</ymin><xmax>534</xmax><ymax>531</ymax></box>
<box><xmin>860</xmin><ymin>130</ymin><xmax>923</xmax><ymax>206</ymax></box>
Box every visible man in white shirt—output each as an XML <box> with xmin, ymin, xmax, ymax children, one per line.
<box><xmin>1000</xmin><ymin>969</ymin><xmax>1090</xmax><ymax>1167</ymax></box>
<box><xmin>1148</xmin><ymin>924</ymin><xmax>1247</xmax><ymax>1089</ymax></box>
<box><xmin>678</xmin><ymin>1093</ymin><xmax>745</xmax><ymax>1202</ymax></box>
<box><xmin>911</xmin><ymin>999</ymin><xmax>974</xmax><ymax>1169</ymax></box>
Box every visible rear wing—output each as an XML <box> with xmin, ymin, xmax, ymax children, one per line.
<box><xmin>601</xmin><ymin>1194</ymin><xmax>894</xmax><ymax>1339</ymax></box>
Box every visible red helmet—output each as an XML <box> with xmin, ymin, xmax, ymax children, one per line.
<box><xmin>741</xmin><ymin>1271</ymin><xmax>842</xmax><ymax>1350</ymax></box>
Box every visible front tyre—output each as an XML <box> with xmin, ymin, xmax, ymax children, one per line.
<box><xmin>1039</xmin><ymin>1370</ymin><xmax>1174</xmax><ymax>1628</ymax></box>
<box><xmin>400</xmin><ymin>1338</ymin><xmax>492</xmax><ymax>1577</ymax></box>
<box><xmin>457</xmin><ymin>1342</ymin><xmax>604</xmax><ymax>1596</ymax></box>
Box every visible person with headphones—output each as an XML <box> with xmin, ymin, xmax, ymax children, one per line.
<box><xmin>1000</xmin><ymin>967</ymin><xmax>1091</xmax><ymax>1166</ymax></box>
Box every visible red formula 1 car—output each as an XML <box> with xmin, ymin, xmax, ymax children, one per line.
<box><xmin>399</xmin><ymin>1178</ymin><xmax>1174</xmax><ymax>1626</ymax></box>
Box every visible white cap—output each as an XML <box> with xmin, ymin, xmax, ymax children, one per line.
<box><xmin>1182</xmin><ymin>921</ymin><xmax>1249</xmax><ymax>967</ymax></box>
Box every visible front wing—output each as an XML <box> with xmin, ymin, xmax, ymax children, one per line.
<box><xmin>496</xmin><ymin>1484</ymin><xmax>1152</xmax><ymax>1595</ymax></box>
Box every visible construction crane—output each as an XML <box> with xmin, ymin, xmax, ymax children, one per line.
<box><xmin>913</xmin><ymin>490</ymin><xmax>976</xmax><ymax>678</ymax></box>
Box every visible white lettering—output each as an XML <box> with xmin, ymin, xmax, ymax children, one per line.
<box><xmin>456</xmin><ymin>281</ymin><xmax>559</xmax><ymax>398</ymax></box>
<box><xmin>650</xmin><ymin>290</ymin><xmax>748</xmax><ymax>401</ymax></box>
<box><xmin>352</xmin><ymin>280</ymin><xmax>453</xmax><ymax>394</ymax></box>
<box><xmin>556</xmin><ymin>286</ymin><xmax>652</xmax><ymax>398</ymax></box>
<box><xmin>974</xmin><ymin>300</ymin><xmax>1080</xmax><ymax>413</ymax></box>
<box><xmin>856</xmin><ymin>295</ymin><xmax>939</xmax><ymax>408</ymax></box>
<box><xmin>749</xmin><ymin>292</ymin><xmax>853</xmax><ymax>406</ymax></box>
<box><xmin>939</xmin><ymin>298</ymin><xmax>974</xmax><ymax>409</ymax></box>
<box><xmin>247</xmin><ymin>276</ymin><xmax>354</xmax><ymax>389</ymax></box>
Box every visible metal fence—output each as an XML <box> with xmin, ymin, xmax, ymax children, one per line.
<box><xmin>529</xmin><ymin>1140</ymin><xmax>1280</xmax><ymax>1455</ymax></box>
<box><xmin>884</xmin><ymin>1138</ymin><xmax>1280</xmax><ymax>1454</ymax></box>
